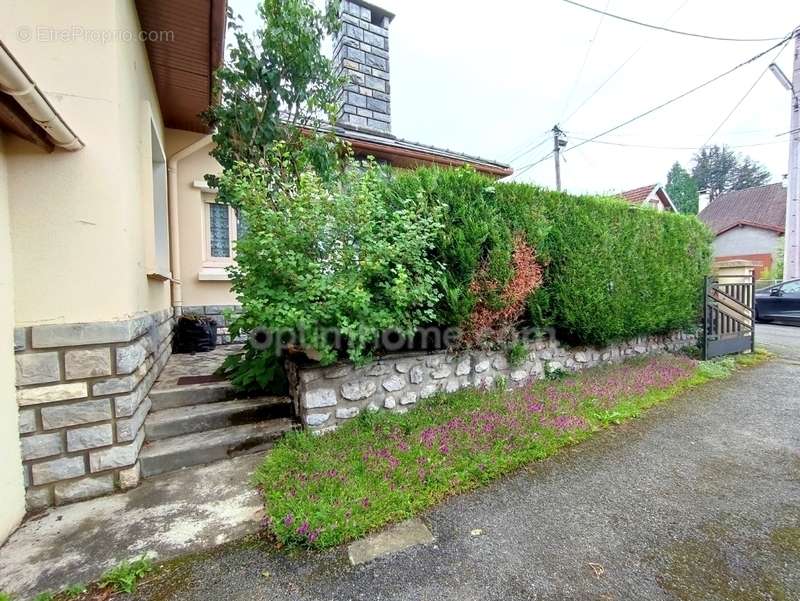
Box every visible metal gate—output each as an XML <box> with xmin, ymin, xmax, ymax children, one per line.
<box><xmin>703</xmin><ymin>274</ymin><xmax>755</xmax><ymax>359</ymax></box>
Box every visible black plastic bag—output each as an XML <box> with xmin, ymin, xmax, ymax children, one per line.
<box><xmin>174</xmin><ymin>315</ymin><xmax>218</xmax><ymax>353</ymax></box>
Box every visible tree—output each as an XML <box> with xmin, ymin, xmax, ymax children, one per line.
<box><xmin>691</xmin><ymin>145</ymin><xmax>771</xmax><ymax>202</ymax></box>
<box><xmin>202</xmin><ymin>0</ymin><xmax>345</xmax><ymax>198</ymax></box>
<box><xmin>665</xmin><ymin>161</ymin><xmax>699</xmax><ymax>214</ymax></box>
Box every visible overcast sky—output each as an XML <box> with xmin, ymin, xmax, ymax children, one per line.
<box><xmin>231</xmin><ymin>0</ymin><xmax>798</xmax><ymax>195</ymax></box>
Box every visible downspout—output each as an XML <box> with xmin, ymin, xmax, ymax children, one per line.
<box><xmin>0</xmin><ymin>41</ymin><xmax>83</xmax><ymax>151</ymax></box>
<box><xmin>167</xmin><ymin>135</ymin><xmax>213</xmax><ymax>314</ymax></box>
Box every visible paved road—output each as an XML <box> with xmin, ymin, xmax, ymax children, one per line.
<box><xmin>136</xmin><ymin>327</ymin><xmax>800</xmax><ymax>601</ymax></box>
<box><xmin>757</xmin><ymin>323</ymin><xmax>800</xmax><ymax>362</ymax></box>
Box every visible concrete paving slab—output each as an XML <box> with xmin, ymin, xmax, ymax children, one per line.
<box><xmin>347</xmin><ymin>519</ymin><xmax>434</xmax><ymax>565</ymax></box>
<box><xmin>0</xmin><ymin>453</ymin><xmax>265</xmax><ymax>599</ymax></box>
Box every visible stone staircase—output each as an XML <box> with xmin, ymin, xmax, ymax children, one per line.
<box><xmin>140</xmin><ymin>349</ymin><xmax>298</xmax><ymax>478</ymax></box>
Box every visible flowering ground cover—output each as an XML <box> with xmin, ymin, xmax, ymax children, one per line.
<box><xmin>254</xmin><ymin>352</ymin><xmax>765</xmax><ymax>549</ymax></box>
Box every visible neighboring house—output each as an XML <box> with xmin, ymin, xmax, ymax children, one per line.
<box><xmin>618</xmin><ymin>183</ymin><xmax>677</xmax><ymax>212</ymax></box>
<box><xmin>169</xmin><ymin>0</ymin><xmax>512</xmax><ymax>335</ymax></box>
<box><xmin>698</xmin><ymin>183</ymin><xmax>786</xmax><ymax>278</ymax></box>
<box><xmin>0</xmin><ymin>0</ymin><xmax>510</xmax><ymax>541</ymax></box>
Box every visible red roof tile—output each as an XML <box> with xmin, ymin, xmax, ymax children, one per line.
<box><xmin>619</xmin><ymin>184</ymin><xmax>657</xmax><ymax>204</ymax></box>
<box><xmin>698</xmin><ymin>183</ymin><xmax>786</xmax><ymax>236</ymax></box>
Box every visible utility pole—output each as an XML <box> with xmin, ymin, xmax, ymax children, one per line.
<box><xmin>785</xmin><ymin>28</ymin><xmax>800</xmax><ymax>281</ymax></box>
<box><xmin>552</xmin><ymin>125</ymin><xmax>567</xmax><ymax>191</ymax></box>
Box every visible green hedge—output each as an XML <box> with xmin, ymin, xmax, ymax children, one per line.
<box><xmin>525</xmin><ymin>188</ymin><xmax>712</xmax><ymax>345</ymax></box>
<box><xmin>385</xmin><ymin>169</ymin><xmax>712</xmax><ymax>346</ymax></box>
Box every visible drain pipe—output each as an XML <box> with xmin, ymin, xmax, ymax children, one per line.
<box><xmin>167</xmin><ymin>135</ymin><xmax>213</xmax><ymax>314</ymax></box>
<box><xmin>0</xmin><ymin>41</ymin><xmax>83</xmax><ymax>151</ymax></box>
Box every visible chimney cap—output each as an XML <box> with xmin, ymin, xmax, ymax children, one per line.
<box><xmin>345</xmin><ymin>0</ymin><xmax>396</xmax><ymax>24</ymax></box>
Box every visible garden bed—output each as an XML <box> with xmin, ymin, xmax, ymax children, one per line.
<box><xmin>255</xmin><ymin>352</ymin><xmax>763</xmax><ymax>549</ymax></box>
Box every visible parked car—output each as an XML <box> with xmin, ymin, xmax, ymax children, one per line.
<box><xmin>755</xmin><ymin>279</ymin><xmax>800</xmax><ymax>325</ymax></box>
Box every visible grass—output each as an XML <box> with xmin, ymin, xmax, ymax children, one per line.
<box><xmin>254</xmin><ymin>350</ymin><xmax>770</xmax><ymax>550</ymax></box>
<box><xmin>98</xmin><ymin>556</ymin><xmax>153</xmax><ymax>594</ymax></box>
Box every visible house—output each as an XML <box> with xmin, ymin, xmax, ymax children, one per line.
<box><xmin>618</xmin><ymin>183</ymin><xmax>677</xmax><ymax>212</ymax></box>
<box><xmin>0</xmin><ymin>0</ymin><xmax>510</xmax><ymax>542</ymax></box>
<box><xmin>698</xmin><ymin>183</ymin><xmax>786</xmax><ymax>278</ymax></box>
<box><xmin>168</xmin><ymin>0</ymin><xmax>512</xmax><ymax>335</ymax></box>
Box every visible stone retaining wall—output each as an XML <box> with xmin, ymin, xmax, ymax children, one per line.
<box><xmin>179</xmin><ymin>304</ymin><xmax>244</xmax><ymax>345</ymax></box>
<box><xmin>289</xmin><ymin>332</ymin><xmax>697</xmax><ymax>435</ymax></box>
<box><xmin>14</xmin><ymin>309</ymin><xmax>173</xmax><ymax>510</ymax></box>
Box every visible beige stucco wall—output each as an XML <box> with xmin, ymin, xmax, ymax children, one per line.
<box><xmin>0</xmin><ymin>132</ymin><xmax>26</xmax><ymax>542</ymax></box>
<box><xmin>165</xmin><ymin>129</ymin><xmax>237</xmax><ymax>308</ymax></box>
<box><xmin>1</xmin><ymin>0</ymin><xmax>170</xmax><ymax>326</ymax></box>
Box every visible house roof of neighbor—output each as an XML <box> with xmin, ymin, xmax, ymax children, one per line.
<box><xmin>618</xmin><ymin>183</ymin><xmax>677</xmax><ymax>212</ymax></box>
<box><xmin>698</xmin><ymin>183</ymin><xmax>787</xmax><ymax>236</ymax></box>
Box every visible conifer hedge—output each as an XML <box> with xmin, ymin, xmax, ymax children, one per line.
<box><xmin>387</xmin><ymin>169</ymin><xmax>712</xmax><ymax>346</ymax></box>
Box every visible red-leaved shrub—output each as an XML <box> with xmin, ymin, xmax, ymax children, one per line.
<box><xmin>464</xmin><ymin>236</ymin><xmax>543</xmax><ymax>345</ymax></box>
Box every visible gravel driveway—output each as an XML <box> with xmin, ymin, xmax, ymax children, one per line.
<box><xmin>135</xmin><ymin>328</ymin><xmax>800</xmax><ymax>601</ymax></box>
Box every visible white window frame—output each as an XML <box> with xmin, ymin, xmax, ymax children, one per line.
<box><xmin>148</xmin><ymin>119</ymin><xmax>171</xmax><ymax>279</ymax></box>
<box><xmin>195</xmin><ymin>181</ymin><xmax>243</xmax><ymax>280</ymax></box>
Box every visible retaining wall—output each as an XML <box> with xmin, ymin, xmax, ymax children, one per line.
<box><xmin>288</xmin><ymin>332</ymin><xmax>697</xmax><ymax>434</ymax></box>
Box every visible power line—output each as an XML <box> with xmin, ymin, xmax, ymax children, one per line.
<box><xmin>507</xmin><ymin>134</ymin><xmax>551</xmax><ymax>163</ymax></box>
<box><xmin>701</xmin><ymin>38</ymin><xmax>791</xmax><ymax>147</ymax></box>
<box><xmin>513</xmin><ymin>150</ymin><xmax>556</xmax><ymax>179</ymax></box>
<box><xmin>562</xmin><ymin>34</ymin><xmax>794</xmax><ymax>157</ymax></box>
<box><xmin>568</xmin><ymin>136</ymin><xmax>786</xmax><ymax>151</ymax></box>
<box><xmin>562</xmin><ymin>0</ymin><xmax>690</xmax><ymax>126</ymax></box>
<box><xmin>561</xmin><ymin>0</ymin><xmax>785</xmax><ymax>43</ymax></box>
<box><xmin>560</xmin><ymin>0</ymin><xmax>611</xmax><ymax>122</ymax></box>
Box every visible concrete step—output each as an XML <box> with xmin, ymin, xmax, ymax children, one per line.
<box><xmin>149</xmin><ymin>381</ymin><xmax>238</xmax><ymax>411</ymax></box>
<box><xmin>145</xmin><ymin>397</ymin><xmax>292</xmax><ymax>442</ymax></box>
<box><xmin>140</xmin><ymin>419</ymin><xmax>298</xmax><ymax>478</ymax></box>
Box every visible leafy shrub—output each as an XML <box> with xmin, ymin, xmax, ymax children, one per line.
<box><xmin>223</xmin><ymin>154</ymin><xmax>444</xmax><ymax>365</ymax></box>
<box><xmin>386</xmin><ymin>168</ymin><xmax>550</xmax><ymax>331</ymax></box>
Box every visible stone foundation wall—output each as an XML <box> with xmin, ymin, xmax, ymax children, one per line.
<box><xmin>179</xmin><ymin>305</ymin><xmax>244</xmax><ymax>345</ymax></box>
<box><xmin>289</xmin><ymin>332</ymin><xmax>697</xmax><ymax>434</ymax></box>
<box><xmin>14</xmin><ymin>309</ymin><xmax>173</xmax><ymax>510</ymax></box>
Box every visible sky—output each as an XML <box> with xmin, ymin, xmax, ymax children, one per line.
<box><xmin>230</xmin><ymin>0</ymin><xmax>798</xmax><ymax>195</ymax></box>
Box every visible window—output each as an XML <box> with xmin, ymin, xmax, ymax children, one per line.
<box><xmin>202</xmin><ymin>193</ymin><xmax>247</xmax><ymax>267</ymax></box>
<box><xmin>781</xmin><ymin>281</ymin><xmax>800</xmax><ymax>295</ymax></box>
<box><xmin>150</xmin><ymin>122</ymin><xmax>170</xmax><ymax>278</ymax></box>
<box><xmin>209</xmin><ymin>202</ymin><xmax>231</xmax><ymax>258</ymax></box>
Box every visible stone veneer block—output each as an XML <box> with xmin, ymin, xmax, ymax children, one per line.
<box><xmin>20</xmin><ymin>432</ymin><xmax>63</xmax><ymax>460</ymax></box>
<box><xmin>64</xmin><ymin>348</ymin><xmax>112</xmax><ymax>380</ymax></box>
<box><xmin>15</xmin><ymin>352</ymin><xmax>60</xmax><ymax>385</ymax></box>
<box><xmin>17</xmin><ymin>382</ymin><xmax>88</xmax><ymax>406</ymax></box>
<box><xmin>304</xmin><ymin>388</ymin><xmax>338</xmax><ymax>409</ymax></box>
<box><xmin>14</xmin><ymin>327</ymin><xmax>26</xmax><ymax>352</ymax></box>
<box><xmin>31</xmin><ymin>456</ymin><xmax>86</xmax><ymax>485</ymax></box>
<box><xmin>26</xmin><ymin>487</ymin><xmax>51</xmax><ymax>511</ymax></box>
<box><xmin>31</xmin><ymin>320</ymin><xmax>137</xmax><ymax>348</ymax></box>
<box><xmin>18</xmin><ymin>409</ymin><xmax>37</xmax><ymax>434</ymax></box>
<box><xmin>306</xmin><ymin>413</ymin><xmax>331</xmax><ymax>427</ymax></box>
<box><xmin>119</xmin><ymin>461</ymin><xmax>141</xmax><ymax>490</ymax></box>
<box><xmin>116</xmin><ymin>397</ymin><xmax>152</xmax><ymax>443</ymax></box>
<box><xmin>40</xmin><ymin>398</ymin><xmax>112</xmax><ymax>430</ymax></box>
<box><xmin>116</xmin><ymin>342</ymin><xmax>147</xmax><ymax>375</ymax></box>
<box><xmin>92</xmin><ymin>371</ymin><xmax>140</xmax><ymax>396</ymax></box>
<box><xmin>89</xmin><ymin>429</ymin><xmax>144</xmax><ymax>472</ymax></box>
<box><xmin>67</xmin><ymin>423</ymin><xmax>114</xmax><ymax>452</ymax></box>
<box><xmin>54</xmin><ymin>474</ymin><xmax>115</xmax><ymax>504</ymax></box>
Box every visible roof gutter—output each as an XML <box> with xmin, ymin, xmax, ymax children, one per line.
<box><xmin>0</xmin><ymin>41</ymin><xmax>83</xmax><ymax>151</ymax></box>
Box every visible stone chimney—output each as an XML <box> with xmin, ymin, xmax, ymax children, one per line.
<box><xmin>333</xmin><ymin>0</ymin><xmax>394</xmax><ymax>135</ymax></box>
